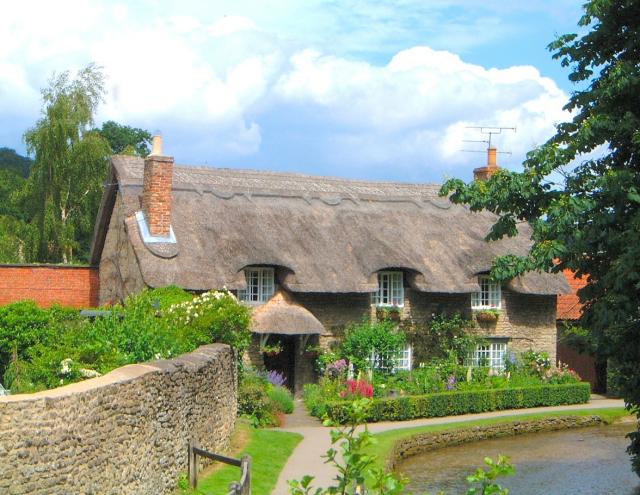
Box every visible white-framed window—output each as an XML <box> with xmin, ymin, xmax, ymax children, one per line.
<box><xmin>369</xmin><ymin>345</ymin><xmax>412</xmax><ymax>373</ymax></box>
<box><xmin>471</xmin><ymin>275</ymin><xmax>502</xmax><ymax>309</ymax></box>
<box><xmin>470</xmin><ymin>340</ymin><xmax>507</xmax><ymax>371</ymax></box>
<box><xmin>395</xmin><ymin>345</ymin><xmax>413</xmax><ymax>371</ymax></box>
<box><xmin>238</xmin><ymin>267</ymin><xmax>275</xmax><ymax>303</ymax></box>
<box><xmin>373</xmin><ymin>271</ymin><xmax>404</xmax><ymax>306</ymax></box>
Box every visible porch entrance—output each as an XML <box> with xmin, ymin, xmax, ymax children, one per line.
<box><xmin>262</xmin><ymin>334</ymin><xmax>297</xmax><ymax>392</ymax></box>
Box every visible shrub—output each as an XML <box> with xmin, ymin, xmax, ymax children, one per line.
<box><xmin>2</xmin><ymin>287</ymin><xmax>252</xmax><ymax>394</ymax></box>
<box><xmin>342</xmin><ymin>320</ymin><xmax>406</xmax><ymax>372</ymax></box>
<box><xmin>0</xmin><ymin>302</ymin><xmax>75</xmax><ymax>376</ymax></box>
<box><xmin>323</xmin><ymin>383</ymin><xmax>592</xmax><ymax>424</ymax></box>
<box><xmin>168</xmin><ymin>289</ymin><xmax>252</xmax><ymax>355</ymax></box>
<box><xmin>268</xmin><ymin>385</ymin><xmax>294</xmax><ymax>414</ymax></box>
<box><xmin>304</xmin><ymin>378</ymin><xmax>345</xmax><ymax>418</ymax></box>
<box><xmin>403</xmin><ymin>313</ymin><xmax>479</xmax><ymax>364</ymax></box>
<box><xmin>238</xmin><ymin>373</ymin><xmax>278</xmax><ymax>427</ymax></box>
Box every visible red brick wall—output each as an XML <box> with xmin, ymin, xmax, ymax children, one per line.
<box><xmin>0</xmin><ymin>265</ymin><xmax>99</xmax><ymax>308</ymax></box>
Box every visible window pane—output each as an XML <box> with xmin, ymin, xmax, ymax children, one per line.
<box><xmin>471</xmin><ymin>341</ymin><xmax>506</xmax><ymax>370</ymax></box>
<box><xmin>471</xmin><ymin>276</ymin><xmax>501</xmax><ymax>309</ymax></box>
<box><xmin>375</xmin><ymin>271</ymin><xmax>404</xmax><ymax>306</ymax></box>
<box><xmin>240</xmin><ymin>267</ymin><xmax>274</xmax><ymax>303</ymax></box>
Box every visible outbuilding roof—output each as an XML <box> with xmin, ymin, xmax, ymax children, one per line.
<box><xmin>91</xmin><ymin>155</ymin><xmax>570</xmax><ymax>296</ymax></box>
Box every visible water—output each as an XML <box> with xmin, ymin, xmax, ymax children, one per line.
<box><xmin>397</xmin><ymin>423</ymin><xmax>640</xmax><ymax>495</ymax></box>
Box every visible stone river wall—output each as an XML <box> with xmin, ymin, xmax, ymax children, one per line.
<box><xmin>388</xmin><ymin>415</ymin><xmax>605</xmax><ymax>471</ymax></box>
<box><xmin>0</xmin><ymin>344</ymin><xmax>237</xmax><ymax>495</ymax></box>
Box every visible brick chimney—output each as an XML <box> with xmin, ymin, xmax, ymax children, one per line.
<box><xmin>473</xmin><ymin>147</ymin><xmax>499</xmax><ymax>181</ymax></box>
<box><xmin>141</xmin><ymin>135</ymin><xmax>174</xmax><ymax>238</ymax></box>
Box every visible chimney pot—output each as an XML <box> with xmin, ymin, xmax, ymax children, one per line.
<box><xmin>149</xmin><ymin>134</ymin><xmax>163</xmax><ymax>156</ymax></box>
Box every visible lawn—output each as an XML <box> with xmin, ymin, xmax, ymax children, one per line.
<box><xmin>180</xmin><ymin>421</ymin><xmax>303</xmax><ymax>495</ymax></box>
<box><xmin>366</xmin><ymin>407</ymin><xmax>631</xmax><ymax>470</ymax></box>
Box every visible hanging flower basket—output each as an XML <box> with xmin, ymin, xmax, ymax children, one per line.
<box><xmin>260</xmin><ymin>343</ymin><xmax>283</xmax><ymax>357</ymax></box>
<box><xmin>387</xmin><ymin>308</ymin><xmax>402</xmax><ymax>322</ymax></box>
<box><xmin>475</xmin><ymin>310</ymin><xmax>500</xmax><ymax>323</ymax></box>
<box><xmin>376</xmin><ymin>306</ymin><xmax>402</xmax><ymax>322</ymax></box>
<box><xmin>304</xmin><ymin>345</ymin><xmax>322</xmax><ymax>358</ymax></box>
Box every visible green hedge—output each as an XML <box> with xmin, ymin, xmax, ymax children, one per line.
<box><xmin>324</xmin><ymin>383</ymin><xmax>591</xmax><ymax>424</ymax></box>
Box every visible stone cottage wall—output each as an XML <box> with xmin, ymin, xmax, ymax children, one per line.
<box><xmin>247</xmin><ymin>285</ymin><xmax>558</xmax><ymax>392</ymax></box>
<box><xmin>477</xmin><ymin>289</ymin><xmax>558</xmax><ymax>362</ymax></box>
<box><xmin>99</xmin><ymin>192</ymin><xmax>146</xmax><ymax>305</ymax></box>
<box><xmin>0</xmin><ymin>344</ymin><xmax>237</xmax><ymax>495</ymax></box>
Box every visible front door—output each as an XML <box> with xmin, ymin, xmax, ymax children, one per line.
<box><xmin>262</xmin><ymin>334</ymin><xmax>296</xmax><ymax>392</ymax></box>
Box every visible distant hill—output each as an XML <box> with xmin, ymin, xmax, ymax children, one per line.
<box><xmin>0</xmin><ymin>148</ymin><xmax>32</xmax><ymax>178</ymax></box>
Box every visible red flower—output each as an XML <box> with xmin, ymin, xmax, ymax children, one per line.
<box><xmin>343</xmin><ymin>379</ymin><xmax>374</xmax><ymax>398</ymax></box>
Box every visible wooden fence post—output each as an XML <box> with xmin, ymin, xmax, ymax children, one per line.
<box><xmin>188</xmin><ymin>439</ymin><xmax>199</xmax><ymax>489</ymax></box>
<box><xmin>242</xmin><ymin>455</ymin><xmax>251</xmax><ymax>495</ymax></box>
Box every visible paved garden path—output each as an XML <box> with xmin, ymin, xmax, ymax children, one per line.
<box><xmin>272</xmin><ymin>395</ymin><xmax>625</xmax><ymax>495</ymax></box>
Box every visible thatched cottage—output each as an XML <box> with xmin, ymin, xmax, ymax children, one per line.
<box><xmin>90</xmin><ymin>138</ymin><xmax>569</xmax><ymax>392</ymax></box>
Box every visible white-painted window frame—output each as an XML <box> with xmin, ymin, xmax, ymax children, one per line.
<box><xmin>373</xmin><ymin>271</ymin><xmax>404</xmax><ymax>307</ymax></box>
<box><xmin>238</xmin><ymin>267</ymin><xmax>275</xmax><ymax>303</ymax></box>
<box><xmin>471</xmin><ymin>275</ymin><xmax>502</xmax><ymax>310</ymax></box>
<box><xmin>395</xmin><ymin>345</ymin><xmax>413</xmax><ymax>372</ymax></box>
<box><xmin>369</xmin><ymin>344</ymin><xmax>413</xmax><ymax>373</ymax></box>
<box><xmin>470</xmin><ymin>340</ymin><xmax>507</xmax><ymax>371</ymax></box>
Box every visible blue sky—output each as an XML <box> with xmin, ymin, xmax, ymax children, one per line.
<box><xmin>1</xmin><ymin>1</ymin><xmax>585</xmax><ymax>182</ymax></box>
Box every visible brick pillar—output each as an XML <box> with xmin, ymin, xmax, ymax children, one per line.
<box><xmin>142</xmin><ymin>152</ymin><xmax>174</xmax><ymax>237</ymax></box>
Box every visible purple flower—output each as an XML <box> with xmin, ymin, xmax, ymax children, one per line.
<box><xmin>445</xmin><ymin>375</ymin><xmax>457</xmax><ymax>391</ymax></box>
<box><xmin>325</xmin><ymin>359</ymin><xmax>348</xmax><ymax>379</ymax></box>
<box><xmin>266</xmin><ymin>370</ymin><xmax>287</xmax><ymax>387</ymax></box>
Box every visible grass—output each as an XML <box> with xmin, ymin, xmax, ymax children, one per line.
<box><xmin>178</xmin><ymin>420</ymin><xmax>303</xmax><ymax>495</ymax></box>
<box><xmin>366</xmin><ymin>407</ymin><xmax>631</xmax><ymax>470</ymax></box>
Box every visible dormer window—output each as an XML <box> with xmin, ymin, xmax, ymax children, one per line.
<box><xmin>373</xmin><ymin>271</ymin><xmax>404</xmax><ymax>307</ymax></box>
<box><xmin>471</xmin><ymin>275</ymin><xmax>501</xmax><ymax>309</ymax></box>
<box><xmin>239</xmin><ymin>267</ymin><xmax>275</xmax><ymax>303</ymax></box>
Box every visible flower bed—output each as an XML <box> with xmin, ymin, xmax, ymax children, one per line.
<box><xmin>322</xmin><ymin>382</ymin><xmax>591</xmax><ymax>424</ymax></box>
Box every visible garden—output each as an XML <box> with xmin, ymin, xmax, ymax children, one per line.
<box><xmin>304</xmin><ymin>315</ymin><xmax>590</xmax><ymax>423</ymax></box>
<box><xmin>0</xmin><ymin>286</ymin><xmax>252</xmax><ymax>394</ymax></box>
<box><xmin>0</xmin><ymin>286</ymin><xmax>296</xmax><ymax>428</ymax></box>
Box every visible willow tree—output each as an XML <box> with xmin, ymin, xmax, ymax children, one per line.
<box><xmin>441</xmin><ymin>0</ymin><xmax>640</xmax><ymax>475</ymax></box>
<box><xmin>22</xmin><ymin>64</ymin><xmax>110</xmax><ymax>263</ymax></box>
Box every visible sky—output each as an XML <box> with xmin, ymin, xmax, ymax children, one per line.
<box><xmin>1</xmin><ymin>1</ymin><xmax>587</xmax><ymax>183</ymax></box>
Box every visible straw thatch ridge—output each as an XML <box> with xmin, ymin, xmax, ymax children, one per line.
<box><xmin>91</xmin><ymin>155</ymin><xmax>570</xmax><ymax>296</ymax></box>
<box><xmin>251</xmin><ymin>290</ymin><xmax>325</xmax><ymax>335</ymax></box>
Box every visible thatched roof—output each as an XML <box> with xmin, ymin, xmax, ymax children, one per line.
<box><xmin>252</xmin><ymin>290</ymin><xmax>324</xmax><ymax>335</ymax></box>
<box><xmin>91</xmin><ymin>156</ymin><xmax>570</xmax><ymax>296</ymax></box>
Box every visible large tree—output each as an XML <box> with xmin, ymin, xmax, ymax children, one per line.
<box><xmin>97</xmin><ymin>120</ymin><xmax>152</xmax><ymax>157</ymax></box>
<box><xmin>441</xmin><ymin>0</ymin><xmax>640</xmax><ymax>475</ymax></box>
<box><xmin>21</xmin><ymin>64</ymin><xmax>111</xmax><ymax>263</ymax></box>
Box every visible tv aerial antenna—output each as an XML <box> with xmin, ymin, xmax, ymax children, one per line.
<box><xmin>461</xmin><ymin>126</ymin><xmax>516</xmax><ymax>157</ymax></box>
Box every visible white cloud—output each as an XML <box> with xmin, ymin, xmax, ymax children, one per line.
<box><xmin>273</xmin><ymin>46</ymin><xmax>568</xmax><ymax>176</ymax></box>
<box><xmin>0</xmin><ymin>0</ymin><xmax>570</xmax><ymax>180</ymax></box>
<box><xmin>208</xmin><ymin>16</ymin><xmax>258</xmax><ymax>38</ymax></box>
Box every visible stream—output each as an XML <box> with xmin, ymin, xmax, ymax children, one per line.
<box><xmin>397</xmin><ymin>422</ymin><xmax>640</xmax><ymax>494</ymax></box>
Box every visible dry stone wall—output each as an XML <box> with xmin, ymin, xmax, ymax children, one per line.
<box><xmin>0</xmin><ymin>344</ymin><xmax>236</xmax><ymax>495</ymax></box>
